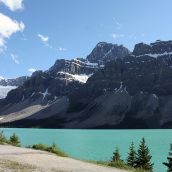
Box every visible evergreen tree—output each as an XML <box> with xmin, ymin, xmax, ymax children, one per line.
<box><xmin>112</xmin><ymin>147</ymin><xmax>122</xmax><ymax>162</ymax></box>
<box><xmin>136</xmin><ymin>138</ymin><xmax>153</xmax><ymax>171</ymax></box>
<box><xmin>163</xmin><ymin>144</ymin><xmax>172</xmax><ymax>172</ymax></box>
<box><xmin>0</xmin><ymin>131</ymin><xmax>7</xmax><ymax>143</ymax></box>
<box><xmin>9</xmin><ymin>133</ymin><xmax>20</xmax><ymax>147</ymax></box>
<box><xmin>127</xmin><ymin>141</ymin><xmax>136</xmax><ymax>167</ymax></box>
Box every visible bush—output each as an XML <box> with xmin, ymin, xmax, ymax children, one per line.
<box><xmin>30</xmin><ymin>142</ymin><xmax>67</xmax><ymax>157</ymax></box>
<box><xmin>32</xmin><ymin>143</ymin><xmax>47</xmax><ymax>150</ymax></box>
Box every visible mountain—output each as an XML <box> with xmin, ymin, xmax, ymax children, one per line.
<box><xmin>0</xmin><ymin>40</ymin><xmax>172</xmax><ymax>129</ymax></box>
<box><xmin>0</xmin><ymin>76</ymin><xmax>29</xmax><ymax>99</ymax></box>
<box><xmin>87</xmin><ymin>42</ymin><xmax>130</xmax><ymax>63</ymax></box>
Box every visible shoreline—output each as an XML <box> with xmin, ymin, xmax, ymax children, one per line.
<box><xmin>0</xmin><ymin>145</ymin><xmax>129</xmax><ymax>172</ymax></box>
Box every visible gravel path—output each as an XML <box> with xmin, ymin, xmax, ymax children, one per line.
<box><xmin>0</xmin><ymin>145</ymin><xmax>130</xmax><ymax>172</ymax></box>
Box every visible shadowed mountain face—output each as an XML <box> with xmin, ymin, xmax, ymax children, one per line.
<box><xmin>87</xmin><ymin>42</ymin><xmax>130</xmax><ymax>63</ymax></box>
<box><xmin>0</xmin><ymin>40</ymin><xmax>172</xmax><ymax>129</ymax></box>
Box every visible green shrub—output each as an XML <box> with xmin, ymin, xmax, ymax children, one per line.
<box><xmin>30</xmin><ymin>142</ymin><xmax>67</xmax><ymax>157</ymax></box>
<box><xmin>32</xmin><ymin>143</ymin><xmax>47</xmax><ymax>150</ymax></box>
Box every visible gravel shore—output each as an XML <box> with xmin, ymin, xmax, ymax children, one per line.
<box><xmin>0</xmin><ymin>145</ymin><xmax>129</xmax><ymax>172</ymax></box>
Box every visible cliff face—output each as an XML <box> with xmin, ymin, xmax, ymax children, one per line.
<box><xmin>0</xmin><ymin>40</ymin><xmax>172</xmax><ymax>129</ymax></box>
<box><xmin>87</xmin><ymin>42</ymin><xmax>130</xmax><ymax>63</ymax></box>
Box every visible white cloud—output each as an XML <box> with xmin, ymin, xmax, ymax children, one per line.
<box><xmin>11</xmin><ymin>54</ymin><xmax>19</xmax><ymax>64</ymax></box>
<box><xmin>112</xmin><ymin>33</ymin><xmax>124</xmax><ymax>39</ymax></box>
<box><xmin>38</xmin><ymin>34</ymin><xmax>49</xmax><ymax>43</ymax></box>
<box><xmin>28</xmin><ymin>68</ymin><xmax>36</xmax><ymax>73</ymax></box>
<box><xmin>0</xmin><ymin>0</ymin><xmax>24</xmax><ymax>11</ymax></box>
<box><xmin>0</xmin><ymin>13</ymin><xmax>25</xmax><ymax>51</ymax></box>
<box><xmin>58</xmin><ymin>47</ymin><xmax>67</xmax><ymax>51</ymax></box>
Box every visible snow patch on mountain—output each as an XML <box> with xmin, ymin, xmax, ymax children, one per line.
<box><xmin>0</xmin><ymin>76</ymin><xmax>5</xmax><ymax>81</ymax></box>
<box><xmin>136</xmin><ymin>51</ymin><xmax>172</xmax><ymax>58</ymax></box>
<box><xmin>0</xmin><ymin>86</ymin><xmax>17</xmax><ymax>99</ymax></box>
<box><xmin>58</xmin><ymin>72</ymin><xmax>93</xmax><ymax>83</ymax></box>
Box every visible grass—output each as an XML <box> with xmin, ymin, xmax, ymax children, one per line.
<box><xmin>28</xmin><ymin>142</ymin><xmax>68</xmax><ymax>157</ymax></box>
<box><xmin>87</xmin><ymin>160</ymin><xmax>149</xmax><ymax>172</ymax></box>
<box><xmin>0</xmin><ymin>159</ymin><xmax>36</xmax><ymax>172</ymax></box>
<box><xmin>0</xmin><ymin>130</ymin><xmax>67</xmax><ymax>157</ymax></box>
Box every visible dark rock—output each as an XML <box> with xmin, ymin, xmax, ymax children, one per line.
<box><xmin>87</xmin><ymin>42</ymin><xmax>130</xmax><ymax>63</ymax></box>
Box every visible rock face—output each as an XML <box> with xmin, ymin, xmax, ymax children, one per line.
<box><xmin>0</xmin><ymin>76</ymin><xmax>29</xmax><ymax>87</ymax></box>
<box><xmin>0</xmin><ymin>76</ymin><xmax>29</xmax><ymax>99</ymax></box>
<box><xmin>133</xmin><ymin>40</ymin><xmax>172</xmax><ymax>56</ymax></box>
<box><xmin>0</xmin><ymin>40</ymin><xmax>172</xmax><ymax>129</ymax></box>
<box><xmin>87</xmin><ymin>42</ymin><xmax>130</xmax><ymax>63</ymax></box>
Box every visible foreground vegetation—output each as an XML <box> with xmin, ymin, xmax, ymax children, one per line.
<box><xmin>28</xmin><ymin>143</ymin><xmax>67</xmax><ymax>157</ymax></box>
<box><xmin>163</xmin><ymin>144</ymin><xmax>172</xmax><ymax>172</ymax></box>
<box><xmin>0</xmin><ymin>159</ymin><xmax>36</xmax><ymax>172</ymax></box>
<box><xmin>0</xmin><ymin>131</ymin><xmax>171</xmax><ymax>172</ymax></box>
<box><xmin>0</xmin><ymin>130</ymin><xmax>67</xmax><ymax>157</ymax></box>
<box><xmin>108</xmin><ymin>138</ymin><xmax>153</xmax><ymax>172</ymax></box>
<box><xmin>0</xmin><ymin>131</ymin><xmax>20</xmax><ymax>146</ymax></box>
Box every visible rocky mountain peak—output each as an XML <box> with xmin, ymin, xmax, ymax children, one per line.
<box><xmin>86</xmin><ymin>42</ymin><xmax>130</xmax><ymax>63</ymax></box>
<box><xmin>133</xmin><ymin>40</ymin><xmax>172</xmax><ymax>57</ymax></box>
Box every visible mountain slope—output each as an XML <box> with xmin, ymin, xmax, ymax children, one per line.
<box><xmin>0</xmin><ymin>40</ymin><xmax>172</xmax><ymax>128</ymax></box>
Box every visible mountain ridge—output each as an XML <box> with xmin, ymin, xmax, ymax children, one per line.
<box><xmin>0</xmin><ymin>40</ymin><xmax>172</xmax><ymax>129</ymax></box>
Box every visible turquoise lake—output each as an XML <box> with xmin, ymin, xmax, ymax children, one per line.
<box><xmin>1</xmin><ymin>128</ymin><xmax>171</xmax><ymax>172</ymax></box>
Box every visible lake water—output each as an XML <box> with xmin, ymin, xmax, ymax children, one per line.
<box><xmin>1</xmin><ymin>128</ymin><xmax>171</xmax><ymax>172</ymax></box>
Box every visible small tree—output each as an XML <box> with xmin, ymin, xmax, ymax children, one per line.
<box><xmin>112</xmin><ymin>147</ymin><xmax>122</xmax><ymax>162</ymax></box>
<box><xmin>9</xmin><ymin>133</ymin><xmax>20</xmax><ymax>147</ymax></box>
<box><xmin>136</xmin><ymin>138</ymin><xmax>153</xmax><ymax>171</ymax></box>
<box><xmin>163</xmin><ymin>144</ymin><xmax>172</xmax><ymax>172</ymax></box>
<box><xmin>0</xmin><ymin>131</ymin><xmax>8</xmax><ymax>144</ymax></box>
<box><xmin>127</xmin><ymin>141</ymin><xmax>136</xmax><ymax>167</ymax></box>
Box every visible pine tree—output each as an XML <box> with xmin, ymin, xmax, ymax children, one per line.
<box><xmin>9</xmin><ymin>133</ymin><xmax>20</xmax><ymax>147</ymax></box>
<box><xmin>127</xmin><ymin>141</ymin><xmax>136</xmax><ymax>167</ymax></box>
<box><xmin>136</xmin><ymin>138</ymin><xmax>153</xmax><ymax>171</ymax></box>
<box><xmin>163</xmin><ymin>144</ymin><xmax>172</xmax><ymax>172</ymax></box>
<box><xmin>112</xmin><ymin>147</ymin><xmax>122</xmax><ymax>162</ymax></box>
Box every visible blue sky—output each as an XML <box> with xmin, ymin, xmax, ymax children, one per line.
<box><xmin>0</xmin><ymin>0</ymin><xmax>172</xmax><ymax>78</ymax></box>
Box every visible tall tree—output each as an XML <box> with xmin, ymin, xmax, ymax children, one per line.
<box><xmin>136</xmin><ymin>138</ymin><xmax>153</xmax><ymax>171</ymax></box>
<box><xmin>127</xmin><ymin>141</ymin><xmax>136</xmax><ymax>167</ymax></box>
<box><xmin>112</xmin><ymin>147</ymin><xmax>122</xmax><ymax>162</ymax></box>
<box><xmin>163</xmin><ymin>144</ymin><xmax>172</xmax><ymax>172</ymax></box>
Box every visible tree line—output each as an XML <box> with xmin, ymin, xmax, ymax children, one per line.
<box><xmin>111</xmin><ymin>137</ymin><xmax>172</xmax><ymax>172</ymax></box>
<box><xmin>110</xmin><ymin>138</ymin><xmax>153</xmax><ymax>171</ymax></box>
